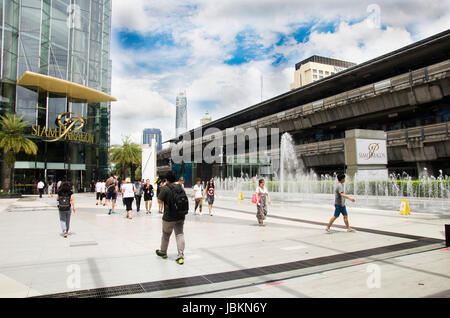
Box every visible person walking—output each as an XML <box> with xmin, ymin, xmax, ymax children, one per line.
<box><xmin>143</xmin><ymin>179</ymin><xmax>154</xmax><ymax>214</ymax></box>
<box><xmin>326</xmin><ymin>174</ymin><xmax>356</xmax><ymax>233</ymax></box>
<box><xmin>121</xmin><ymin>178</ymin><xmax>136</xmax><ymax>219</ymax></box>
<box><xmin>56</xmin><ymin>180</ymin><xmax>62</xmax><ymax>193</ymax></box>
<box><xmin>193</xmin><ymin>178</ymin><xmax>204</xmax><ymax>215</ymax></box>
<box><xmin>105</xmin><ymin>174</ymin><xmax>118</xmax><ymax>215</ymax></box>
<box><xmin>57</xmin><ymin>181</ymin><xmax>75</xmax><ymax>238</ymax></box>
<box><xmin>95</xmin><ymin>179</ymin><xmax>103</xmax><ymax>206</ymax></box>
<box><xmin>155</xmin><ymin>171</ymin><xmax>189</xmax><ymax>265</ymax></box>
<box><xmin>205</xmin><ymin>179</ymin><xmax>217</xmax><ymax>216</ymax></box>
<box><xmin>100</xmin><ymin>180</ymin><xmax>106</xmax><ymax>206</ymax></box>
<box><xmin>134</xmin><ymin>179</ymin><xmax>144</xmax><ymax>213</ymax></box>
<box><xmin>255</xmin><ymin>179</ymin><xmax>271</xmax><ymax>226</ymax></box>
<box><xmin>37</xmin><ymin>180</ymin><xmax>45</xmax><ymax>198</ymax></box>
<box><xmin>48</xmin><ymin>181</ymin><xmax>54</xmax><ymax>198</ymax></box>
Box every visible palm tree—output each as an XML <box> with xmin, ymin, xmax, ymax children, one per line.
<box><xmin>0</xmin><ymin>113</ymin><xmax>38</xmax><ymax>193</ymax></box>
<box><xmin>109</xmin><ymin>137</ymin><xmax>142</xmax><ymax>180</ymax></box>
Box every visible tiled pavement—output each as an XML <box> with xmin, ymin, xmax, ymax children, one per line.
<box><xmin>0</xmin><ymin>192</ymin><xmax>448</xmax><ymax>298</ymax></box>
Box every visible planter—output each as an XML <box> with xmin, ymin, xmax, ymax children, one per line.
<box><xmin>0</xmin><ymin>193</ymin><xmax>22</xmax><ymax>199</ymax></box>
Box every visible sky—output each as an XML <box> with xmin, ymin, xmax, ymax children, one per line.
<box><xmin>109</xmin><ymin>0</ymin><xmax>450</xmax><ymax>146</ymax></box>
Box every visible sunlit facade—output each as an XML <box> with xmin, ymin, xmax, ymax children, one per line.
<box><xmin>0</xmin><ymin>0</ymin><xmax>114</xmax><ymax>193</ymax></box>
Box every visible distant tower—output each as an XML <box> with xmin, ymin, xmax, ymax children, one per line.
<box><xmin>142</xmin><ymin>128</ymin><xmax>162</xmax><ymax>152</ymax></box>
<box><xmin>176</xmin><ymin>91</ymin><xmax>187</xmax><ymax>137</ymax></box>
<box><xmin>200</xmin><ymin>110</ymin><xmax>212</xmax><ymax>126</ymax></box>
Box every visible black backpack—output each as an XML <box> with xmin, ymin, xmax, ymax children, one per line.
<box><xmin>107</xmin><ymin>182</ymin><xmax>116</xmax><ymax>194</ymax></box>
<box><xmin>167</xmin><ymin>184</ymin><xmax>189</xmax><ymax>218</ymax></box>
<box><xmin>58</xmin><ymin>193</ymin><xmax>71</xmax><ymax>211</ymax></box>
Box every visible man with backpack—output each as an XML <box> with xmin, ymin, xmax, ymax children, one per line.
<box><xmin>57</xmin><ymin>181</ymin><xmax>76</xmax><ymax>238</ymax></box>
<box><xmin>105</xmin><ymin>174</ymin><xmax>118</xmax><ymax>215</ymax></box>
<box><xmin>156</xmin><ymin>170</ymin><xmax>189</xmax><ymax>265</ymax></box>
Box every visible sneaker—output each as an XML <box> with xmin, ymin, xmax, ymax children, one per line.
<box><xmin>347</xmin><ymin>228</ymin><xmax>356</xmax><ymax>233</ymax></box>
<box><xmin>108</xmin><ymin>209</ymin><xmax>111</xmax><ymax>215</ymax></box>
<box><xmin>176</xmin><ymin>258</ymin><xmax>184</xmax><ymax>265</ymax></box>
<box><xmin>325</xmin><ymin>227</ymin><xmax>331</xmax><ymax>232</ymax></box>
<box><xmin>156</xmin><ymin>250</ymin><xmax>168</xmax><ymax>259</ymax></box>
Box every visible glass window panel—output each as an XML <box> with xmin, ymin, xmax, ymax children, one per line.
<box><xmin>73</xmin><ymin>29</ymin><xmax>89</xmax><ymax>54</ymax></box>
<box><xmin>19</xmin><ymin>33</ymin><xmax>40</xmax><ymax>57</ymax></box>
<box><xmin>89</xmin><ymin>40</ymin><xmax>101</xmax><ymax>62</ymax></box>
<box><xmin>70</xmin><ymin>102</ymin><xmax>87</xmax><ymax>119</ymax></box>
<box><xmin>2</xmin><ymin>29</ymin><xmax>18</xmax><ymax>80</ymax></box>
<box><xmin>47</xmin><ymin>95</ymin><xmax>67</xmax><ymax>128</ymax></box>
<box><xmin>49</xmin><ymin>46</ymin><xmax>68</xmax><ymax>80</ymax></box>
<box><xmin>74</xmin><ymin>0</ymin><xmax>91</xmax><ymax>12</ymax></box>
<box><xmin>21</xmin><ymin>0</ymin><xmax>41</xmax><ymax>8</ymax></box>
<box><xmin>19</xmin><ymin>6</ymin><xmax>41</xmax><ymax>35</ymax></box>
<box><xmin>16</xmin><ymin>86</ymin><xmax>38</xmax><ymax>125</ymax></box>
<box><xmin>50</xmin><ymin>19</ymin><xmax>69</xmax><ymax>48</ymax></box>
<box><xmin>4</xmin><ymin>0</ymin><xmax>20</xmax><ymax>29</ymax></box>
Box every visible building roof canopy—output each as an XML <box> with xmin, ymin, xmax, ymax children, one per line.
<box><xmin>17</xmin><ymin>71</ymin><xmax>117</xmax><ymax>103</ymax></box>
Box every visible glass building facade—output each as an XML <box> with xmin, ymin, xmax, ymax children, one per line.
<box><xmin>0</xmin><ymin>0</ymin><xmax>113</xmax><ymax>193</ymax></box>
<box><xmin>143</xmin><ymin>128</ymin><xmax>162</xmax><ymax>152</ymax></box>
<box><xmin>175</xmin><ymin>91</ymin><xmax>187</xmax><ymax>137</ymax></box>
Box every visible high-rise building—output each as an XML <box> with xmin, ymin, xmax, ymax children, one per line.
<box><xmin>143</xmin><ymin>128</ymin><xmax>162</xmax><ymax>151</ymax></box>
<box><xmin>0</xmin><ymin>0</ymin><xmax>115</xmax><ymax>192</ymax></box>
<box><xmin>175</xmin><ymin>91</ymin><xmax>187</xmax><ymax>137</ymax></box>
<box><xmin>290</xmin><ymin>55</ymin><xmax>356</xmax><ymax>90</ymax></box>
<box><xmin>200</xmin><ymin>110</ymin><xmax>212</xmax><ymax>126</ymax></box>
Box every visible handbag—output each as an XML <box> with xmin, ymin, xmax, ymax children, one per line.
<box><xmin>251</xmin><ymin>193</ymin><xmax>261</xmax><ymax>204</ymax></box>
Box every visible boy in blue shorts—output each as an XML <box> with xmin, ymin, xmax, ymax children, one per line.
<box><xmin>326</xmin><ymin>174</ymin><xmax>356</xmax><ymax>232</ymax></box>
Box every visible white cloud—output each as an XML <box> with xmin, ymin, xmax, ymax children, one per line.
<box><xmin>110</xmin><ymin>0</ymin><xmax>450</xmax><ymax>146</ymax></box>
<box><xmin>110</xmin><ymin>76</ymin><xmax>176</xmax><ymax>145</ymax></box>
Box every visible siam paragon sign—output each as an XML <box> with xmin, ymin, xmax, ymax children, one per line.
<box><xmin>355</xmin><ymin>139</ymin><xmax>387</xmax><ymax>165</ymax></box>
<box><xmin>31</xmin><ymin>112</ymin><xmax>94</xmax><ymax>144</ymax></box>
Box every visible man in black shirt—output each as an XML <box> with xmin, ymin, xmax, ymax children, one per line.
<box><xmin>156</xmin><ymin>171</ymin><xmax>186</xmax><ymax>265</ymax></box>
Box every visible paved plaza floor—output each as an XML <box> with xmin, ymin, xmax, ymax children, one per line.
<box><xmin>0</xmin><ymin>191</ymin><xmax>449</xmax><ymax>298</ymax></box>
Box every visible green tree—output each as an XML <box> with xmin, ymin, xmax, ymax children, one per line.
<box><xmin>0</xmin><ymin>113</ymin><xmax>38</xmax><ymax>193</ymax></box>
<box><xmin>109</xmin><ymin>137</ymin><xmax>141</xmax><ymax>180</ymax></box>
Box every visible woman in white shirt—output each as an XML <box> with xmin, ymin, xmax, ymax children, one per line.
<box><xmin>121</xmin><ymin>178</ymin><xmax>136</xmax><ymax>219</ymax></box>
<box><xmin>256</xmin><ymin>179</ymin><xmax>271</xmax><ymax>226</ymax></box>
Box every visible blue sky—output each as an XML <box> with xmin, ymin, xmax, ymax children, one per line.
<box><xmin>109</xmin><ymin>0</ymin><xmax>450</xmax><ymax>145</ymax></box>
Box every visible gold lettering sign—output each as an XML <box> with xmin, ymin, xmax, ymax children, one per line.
<box><xmin>31</xmin><ymin>112</ymin><xmax>95</xmax><ymax>144</ymax></box>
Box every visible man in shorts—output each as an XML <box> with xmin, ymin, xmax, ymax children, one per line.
<box><xmin>193</xmin><ymin>178</ymin><xmax>204</xmax><ymax>215</ymax></box>
<box><xmin>326</xmin><ymin>174</ymin><xmax>356</xmax><ymax>232</ymax></box>
<box><xmin>105</xmin><ymin>174</ymin><xmax>118</xmax><ymax>215</ymax></box>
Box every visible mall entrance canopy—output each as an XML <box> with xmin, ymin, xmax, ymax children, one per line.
<box><xmin>17</xmin><ymin>71</ymin><xmax>117</xmax><ymax>103</ymax></box>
